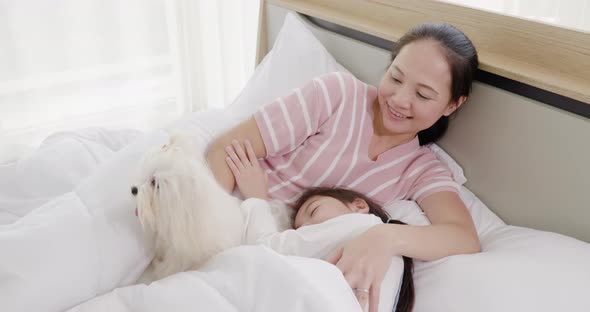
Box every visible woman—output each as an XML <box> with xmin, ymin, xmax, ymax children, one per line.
<box><xmin>207</xmin><ymin>23</ymin><xmax>480</xmax><ymax>311</ymax></box>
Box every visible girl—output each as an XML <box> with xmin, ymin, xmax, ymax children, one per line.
<box><xmin>292</xmin><ymin>186</ymin><xmax>415</xmax><ymax>312</ymax></box>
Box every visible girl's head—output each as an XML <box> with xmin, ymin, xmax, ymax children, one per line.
<box><xmin>376</xmin><ymin>23</ymin><xmax>479</xmax><ymax>145</ymax></box>
<box><xmin>292</xmin><ymin>187</ymin><xmax>390</xmax><ymax>228</ymax></box>
<box><xmin>292</xmin><ymin>187</ymin><xmax>415</xmax><ymax>312</ymax></box>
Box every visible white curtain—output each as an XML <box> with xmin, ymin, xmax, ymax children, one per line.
<box><xmin>0</xmin><ymin>0</ymin><xmax>260</xmax><ymax>148</ymax></box>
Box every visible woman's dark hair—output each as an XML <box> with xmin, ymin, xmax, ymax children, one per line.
<box><xmin>293</xmin><ymin>187</ymin><xmax>415</xmax><ymax>312</ymax></box>
<box><xmin>391</xmin><ymin>23</ymin><xmax>479</xmax><ymax>145</ymax></box>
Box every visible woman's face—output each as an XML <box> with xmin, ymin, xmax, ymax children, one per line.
<box><xmin>293</xmin><ymin>195</ymin><xmax>369</xmax><ymax>228</ymax></box>
<box><xmin>377</xmin><ymin>39</ymin><xmax>462</xmax><ymax>137</ymax></box>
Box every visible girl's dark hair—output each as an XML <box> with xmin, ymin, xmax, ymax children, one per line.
<box><xmin>391</xmin><ymin>23</ymin><xmax>479</xmax><ymax>145</ymax></box>
<box><xmin>293</xmin><ymin>187</ymin><xmax>414</xmax><ymax>312</ymax></box>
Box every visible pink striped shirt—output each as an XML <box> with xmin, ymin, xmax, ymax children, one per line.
<box><xmin>254</xmin><ymin>72</ymin><xmax>458</xmax><ymax>206</ymax></box>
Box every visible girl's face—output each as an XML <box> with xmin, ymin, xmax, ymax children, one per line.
<box><xmin>376</xmin><ymin>39</ymin><xmax>464</xmax><ymax>137</ymax></box>
<box><xmin>293</xmin><ymin>195</ymin><xmax>369</xmax><ymax>228</ymax></box>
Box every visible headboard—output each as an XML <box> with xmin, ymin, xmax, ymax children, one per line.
<box><xmin>257</xmin><ymin>1</ymin><xmax>590</xmax><ymax>242</ymax></box>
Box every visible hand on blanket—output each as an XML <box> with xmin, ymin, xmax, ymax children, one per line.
<box><xmin>325</xmin><ymin>224</ymin><xmax>393</xmax><ymax>312</ymax></box>
<box><xmin>225</xmin><ymin>139</ymin><xmax>269</xmax><ymax>200</ymax></box>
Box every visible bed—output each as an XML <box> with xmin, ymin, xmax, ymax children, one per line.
<box><xmin>1</xmin><ymin>1</ymin><xmax>589</xmax><ymax>312</ymax></box>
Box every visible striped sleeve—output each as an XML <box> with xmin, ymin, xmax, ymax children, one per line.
<box><xmin>253</xmin><ymin>72</ymin><xmax>346</xmax><ymax>156</ymax></box>
<box><xmin>407</xmin><ymin>157</ymin><xmax>460</xmax><ymax>204</ymax></box>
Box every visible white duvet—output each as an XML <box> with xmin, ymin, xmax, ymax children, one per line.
<box><xmin>0</xmin><ymin>125</ymin><xmax>371</xmax><ymax>312</ymax></box>
<box><xmin>2</xmin><ymin>119</ymin><xmax>590</xmax><ymax>312</ymax></box>
<box><xmin>68</xmin><ymin>245</ymin><xmax>362</xmax><ymax>312</ymax></box>
<box><xmin>67</xmin><ymin>198</ymin><xmax>405</xmax><ymax>312</ymax></box>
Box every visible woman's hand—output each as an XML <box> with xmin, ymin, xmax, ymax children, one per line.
<box><xmin>225</xmin><ymin>139</ymin><xmax>269</xmax><ymax>200</ymax></box>
<box><xmin>325</xmin><ymin>224</ymin><xmax>394</xmax><ymax>312</ymax></box>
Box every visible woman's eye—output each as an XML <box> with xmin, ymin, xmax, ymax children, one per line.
<box><xmin>150</xmin><ymin>179</ymin><xmax>155</xmax><ymax>187</ymax></box>
<box><xmin>417</xmin><ymin>92</ymin><xmax>430</xmax><ymax>100</ymax></box>
<box><xmin>391</xmin><ymin>76</ymin><xmax>401</xmax><ymax>83</ymax></box>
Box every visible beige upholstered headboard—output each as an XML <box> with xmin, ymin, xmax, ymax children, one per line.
<box><xmin>257</xmin><ymin>1</ymin><xmax>590</xmax><ymax>242</ymax></box>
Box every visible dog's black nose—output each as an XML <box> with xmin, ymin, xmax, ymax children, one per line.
<box><xmin>131</xmin><ymin>186</ymin><xmax>138</xmax><ymax>196</ymax></box>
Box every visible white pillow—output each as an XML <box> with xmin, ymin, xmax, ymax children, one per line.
<box><xmin>385</xmin><ymin>194</ymin><xmax>590</xmax><ymax>312</ymax></box>
<box><xmin>384</xmin><ymin>186</ymin><xmax>505</xmax><ymax>237</ymax></box>
<box><xmin>227</xmin><ymin>13</ymin><xmax>348</xmax><ymax>122</ymax></box>
<box><xmin>428</xmin><ymin>143</ymin><xmax>467</xmax><ymax>184</ymax></box>
<box><xmin>412</xmin><ymin>226</ymin><xmax>590</xmax><ymax>312</ymax></box>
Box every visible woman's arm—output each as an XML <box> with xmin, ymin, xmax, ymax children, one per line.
<box><xmin>325</xmin><ymin>191</ymin><xmax>480</xmax><ymax>312</ymax></box>
<box><xmin>206</xmin><ymin>117</ymin><xmax>267</xmax><ymax>192</ymax></box>
<box><xmin>209</xmin><ymin>74</ymin><xmax>334</xmax><ymax>192</ymax></box>
<box><xmin>377</xmin><ymin>191</ymin><xmax>480</xmax><ymax>261</ymax></box>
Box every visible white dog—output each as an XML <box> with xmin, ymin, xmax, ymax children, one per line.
<box><xmin>131</xmin><ymin>135</ymin><xmax>244</xmax><ymax>283</ymax></box>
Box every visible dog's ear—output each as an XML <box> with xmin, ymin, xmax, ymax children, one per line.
<box><xmin>168</xmin><ymin>133</ymin><xmax>198</xmax><ymax>157</ymax></box>
<box><xmin>137</xmin><ymin>183</ymin><xmax>157</xmax><ymax>231</ymax></box>
<box><xmin>153</xmin><ymin>174</ymin><xmax>202</xmax><ymax>252</ymax></box>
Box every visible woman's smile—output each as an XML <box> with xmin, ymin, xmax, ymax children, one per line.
<box><xmin>386</xmin><ymin>105</ymin><xmax>411</xmax><ymax>120</ymax></box>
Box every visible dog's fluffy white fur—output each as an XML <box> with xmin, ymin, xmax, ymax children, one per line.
<box><xmin>132</xmin><ymin>135</ymin><xmax>244</xmax><ymax>283</ymax></box>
